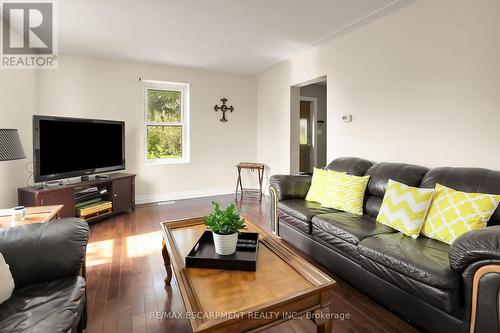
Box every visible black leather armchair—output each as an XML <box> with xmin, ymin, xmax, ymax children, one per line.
<box><xmin>0</xmin><ymin>218</ymin><xmax>89</xmax><ymax>333</ymax></box>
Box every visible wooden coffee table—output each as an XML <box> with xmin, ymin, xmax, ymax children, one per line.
<box><xmin>161</xmin><ymin>217</ymin><xmax>336</xmax><ymax>333</ymax></box>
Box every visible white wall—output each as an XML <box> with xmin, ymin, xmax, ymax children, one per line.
<box><xmin>0</xmin><ymin>54</ymin><xmax>257</xmax><ymax>206</ymax></box>
<box><xmin>2</xmin><ymin>0</ymin><xmax>499</xmax><ymax>206</ymax></box>
<box><xmin>37</xmin><ymin>55</ymin><xmax>257</xmax><ymax>204</ymax></box>
<box><xmin>0</xmin><ymin>70</ymin><xmax>37</xmax><ymax>207</ymax></box>
<box><xmin>257</xmin><ymin>0</ymin><xmax>500</xmax><ymax>180</ymax></box>
<box><xmin>0</xmin><ymin>16</ymin><xmax>38</xmax><ymax>207</ymax></box>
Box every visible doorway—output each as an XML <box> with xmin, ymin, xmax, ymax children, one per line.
<box><xmin>290</xmin><ymin>77</ymin><xmax>327</xmax><ymax>174</ymax></box>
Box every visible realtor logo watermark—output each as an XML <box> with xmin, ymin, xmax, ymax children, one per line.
<box><xmin>1</xmin><ymin>0</ymin><xmax>57</xmax><ymax>69</ymax></box>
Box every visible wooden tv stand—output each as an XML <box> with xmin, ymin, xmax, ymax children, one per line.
<box><xmin>18</xmin><ymin>173</ymin><xmax>135</xmax><ymax>223</ymax></box>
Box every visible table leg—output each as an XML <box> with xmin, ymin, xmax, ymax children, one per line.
<box><xmin>234</xmin><ymin>167</ymin><xmax>243</xmax><ymax>198</ymax></box>
<box><xmin>238</xmin><ymin>167</ymin><xmax>244</xmax><ymax>195</ymax></box>
<box><xmin>312</xmin><ymin>306</ymin><xmax>333</xmax><ymax>333</ymax></box>
<box><xmin>235</xmin><ymin>167</ymin><xmax>240</xmax><ymax>196</ymax></box>
<box><xmin>311</xmin><ymin>290</ymin><xmax>333</xmax><ymax>333</ymax></box>
<box><xmin>258</xmin><ymin>167</ymin><xmax>264</xmax><ymax>200</ymax></box>
<box><xmin>162</xmin><ymin>239</ymin><xmax>172</xmax><ymax>285</ymax></box>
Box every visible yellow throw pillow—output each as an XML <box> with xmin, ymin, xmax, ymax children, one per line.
<box><xmin>376</xmin><ymin>180</ymin><xmax>434</xmax><ymax>238</ymax></box>
<box><xmin>321</xmin><ymin>173</ymin><xmax>370</xmax><ymax>215</ymax></box>
<box><xmin>421</xmin><ymin>184</ymin><xmax>500</xmax><ymax>244</ymax></box>
<box><xmin>305</xmin><ymin>168</ymin><xmax>330</xmax><ymax>203</ymax></box>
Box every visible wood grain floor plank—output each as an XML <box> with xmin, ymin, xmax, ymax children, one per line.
<box><xmin>84</xmin><ymin>194</ymin><xmax>420</xmax><ymax>333</ymax></box>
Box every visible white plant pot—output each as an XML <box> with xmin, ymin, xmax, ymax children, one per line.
<box><xmin>212</xmin><ymin>232</ymin><xmax>238</xmax><ymax>255</ymax></box>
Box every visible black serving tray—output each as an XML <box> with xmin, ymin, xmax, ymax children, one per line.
<box><xmin>185</xmin><ymin>231</ymin><xmax>259</xmax><ymax>271</ymax></box>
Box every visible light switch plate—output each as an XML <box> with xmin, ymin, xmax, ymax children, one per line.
<box><xmin>342</xmin><ymin>115</ymin><xmax>353</xmax><ymax>122</ymax></box>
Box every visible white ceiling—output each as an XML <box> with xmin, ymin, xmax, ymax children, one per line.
<box><xmin>59</xmin><ymin>0</ymin><xmax>410</xmax><ymax>74</ymax></box>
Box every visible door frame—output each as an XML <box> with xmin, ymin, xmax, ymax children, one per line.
<box><xmin>299</xmin><ymin>96</ymin><xmax>318</xmax><ymax>171</ymax></box>
<box><xmin>290</xmin><ymin>75</ymin><xmax>326</xmax><ymax>174</ymax></box>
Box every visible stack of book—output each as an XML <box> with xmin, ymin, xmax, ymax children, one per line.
<box><xmin>74</xmin><ymin>186</ymin><xmax>112</xmax><ymax>220</ymax></box>
<box><xmin>76</xmin><ymin>200</ymin><xmax>113</xmax><ymax>219</ymax></box>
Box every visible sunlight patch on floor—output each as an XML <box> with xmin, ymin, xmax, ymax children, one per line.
<box><xmin>86</xmin><ymin>239</ymin><xmax>114</xmax><ymax>266</ymax></box>
<box><xmin>126</xmin><ymin>231</ymin><xmax>163</xmax><ymax>258</ymax></box>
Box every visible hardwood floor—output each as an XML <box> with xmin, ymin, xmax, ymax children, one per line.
<box><xmin>85</xmin><ymin>195</ymin><xmax>420</xmax><ymax>333</ymax></box>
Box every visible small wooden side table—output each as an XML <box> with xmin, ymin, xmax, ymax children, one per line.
<box><xmin>235</xmin><ymin>162</ymin><xmax>265</xmax><ymax>200</ymax></box>
<box><xmin>0</xmin><ymin>205</ymin><xmax>63</xmax><ymax>229</ymax></box>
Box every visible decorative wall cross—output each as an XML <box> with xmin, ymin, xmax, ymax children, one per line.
<box><xmin>214</xmin><ymin>98</ymin><xmax>234</xmax><ymax>122</ymax></box>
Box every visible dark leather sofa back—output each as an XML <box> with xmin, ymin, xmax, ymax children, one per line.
<box><xmin>325</xmin><ymin>157</ymin><xmax>373</xmax><ymax>176</ymax></box>
<box><xmin>0</xmin><ymin>218</ymin><xmax>89</xmax><ymax>287</ymax></box>
<box><xmin>421</xmin><ymin>167</ymin><xmax>500</xmax><ymax>226</ymax></box>
<box><xmin>324</xmin><ymin>157</ymin><xmax>500</xmax><ymax>221</ymax></box>
<box><xmin>364</xmin><ymin>162</ymin><xmax>429</xmax><ymax>216</ymax></box>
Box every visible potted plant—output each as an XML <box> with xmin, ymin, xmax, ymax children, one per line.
<box><xmin>204</xmin><ymin>201</ymin><xmax>246</xmax><ymax>255</ymax></box>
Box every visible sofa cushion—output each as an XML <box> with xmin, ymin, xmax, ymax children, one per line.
<box><xmin>366</xmin><ymin>163</ymin><xmax>430</xmax><ymax>198</ymax></box>
<box><xmin>421</xmin><ymin>167</ymin><xmax>500</xmax><ymax>226</ymax></box>
<box><xmin>312</xmin><ymin>213</ymin><xmax>396</xmax><ymax>246</ymax></box>
<box><xmin>363</xmin><ymin>162</ymin><xmax>429</xmax><ymax>217</ymax></box>
<box><xmin>311</xmin><ymin>226</ymin><xmax>361</xmax><ymax>262</ymax></box>
<box><xmin>360</xmin><ymin>256</ymin><xmax>460</xmax><ymax>314</ymax></box>
<box><xmin>278</xmin><ymin>199</ymin><xmax>338</xmax><ymax>222</ymax></box>
<box><xmin>0</xmin><ymin>276</ymin><xmax>86</xmax><ymax>333</ymax></box>
<box><xmin>278</xmin><ymin>211</ymin><xmax>310</xmax><ymax>234</ymax></box>
<box><xmin>278</xmin><ymin>199</ymin><xmax>338</xmax><ymax>233</ymax></box>
<box><xmin>358</xmin><ymin>233</ymin><xmax>458</xmax><ymax>289</ymax></box>
<box><xmin>325</xmin><ymin>157</ymin><xmax>373</xmax><ymax>176</ymax></box>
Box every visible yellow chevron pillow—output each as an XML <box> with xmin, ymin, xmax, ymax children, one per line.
<box><xmin>421</xmin><ymin>184</ymin><xmax>500</xmax><ymax>244</ymax></box>
<box><xmin>305</xmin><ymin>168</ymin><xmax>331</xmax><ymax>203</ymax></box>
<box><xmin>376</xmin><ymin>180</ymin><xmax>434</xmax><ymax>238</ymax></box>
<box><xmin>321</xmin><ymin>173</ymin><xmax>370</xmax><ymax>215</ymax></box>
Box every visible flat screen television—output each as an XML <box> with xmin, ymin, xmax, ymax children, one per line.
<box><xmin>33</xmin><ymin>115</ymin><xmax>125</xmax><ymax>183</ymax></box>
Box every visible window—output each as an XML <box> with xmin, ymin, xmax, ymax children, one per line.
<box><xmin>144</xmin><ymin>80</ymin><xmax>190</xmax><ymax>164</ymax></box>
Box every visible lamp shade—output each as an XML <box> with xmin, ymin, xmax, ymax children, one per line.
<box><xmin>0</xmin><ymin>129</ymin><xmax>26</xmax><ymax>161</ymax></box>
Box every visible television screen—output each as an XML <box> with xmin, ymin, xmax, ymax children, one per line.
<box><xmin>33</xmin><ymin>116</ymin><xmax>125</xmax><ymax>182</ymax></box>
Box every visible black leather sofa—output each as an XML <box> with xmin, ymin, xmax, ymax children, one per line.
<box><xmin>269</xmin><ymin>157</ymin><xmax>500</xmax><ymax>333</ymax></box>
<box><xmin>0</xmin><ymin>218</ymin><xmax>89</xmax><ymax>333</ymax></box>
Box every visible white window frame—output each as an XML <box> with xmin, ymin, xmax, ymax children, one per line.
<box><xmin>143</xmin><ymin>80</ymin><xmax>190</xmax><ymax>164</ymax></box>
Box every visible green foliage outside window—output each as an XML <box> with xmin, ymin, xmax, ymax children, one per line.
<box><xmin>146</xmin><ymin>89</ymin><xmax>183</xmax><ymax>159</ymax></box>
<box><xmin>147</xmin><ymin>126</ymin><xmax>182</xmax><ymax>159</ymax></box>
<box><xmin>147</xmin><ymin>89</ymin><xmax>181</xmax><ymax>122</ymax></box>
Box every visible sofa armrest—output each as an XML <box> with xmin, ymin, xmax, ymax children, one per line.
<box><xmin>269</xmin><ymin>174</ymin><xmax>311</xmax><ymax>236</ymax></box>
<box><xmin>458</xmin><ymin>259</ymin><xmax>500</xmax><ymax>333</ymax></box>
<box><xmin>269</xmin><ymin>174</ymin><xmax>312</xmax><ymax>201</ymax></box>
<box><xmin>449</xmin><ymin>226</ymin><xmax>500</xmax><ymax>272</ymax></box>
<box><xmin>0</xmin><ymin>218</ymin><xmax>89</xmax><ymax>288</ymax></box>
